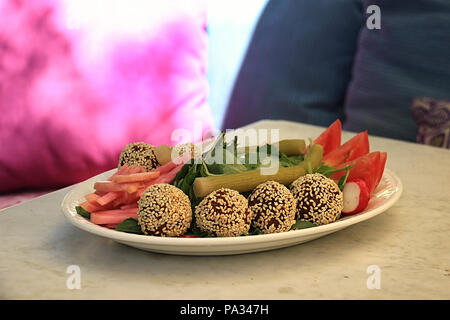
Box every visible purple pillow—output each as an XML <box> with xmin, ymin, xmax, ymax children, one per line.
<box><xmin>411</xmin><ymin>97</ymin><xmax>450</xmax><ymax>148</ymax></box>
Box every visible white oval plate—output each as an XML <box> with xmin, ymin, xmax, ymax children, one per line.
<box><xmin>61</xmin><ymin>169</ymin><xmax>402</xmax><ymax>255</ymax></box>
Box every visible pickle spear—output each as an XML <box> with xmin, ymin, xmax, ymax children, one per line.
<box><xmin>242</xmin><ymin>139</ymin><xmax>306</xmax><ymax>156</ymax></box>
<box><xmin>278</xmin><ymin>139</ymin><xmax>306</xmax><ymax>156</ymax></box>
<box><xmin>193</xmin><ymin>143</ymin><xmax>323</xmax><ymax>198</ymax></box>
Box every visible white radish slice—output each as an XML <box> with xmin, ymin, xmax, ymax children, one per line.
<box><xmin>342</xmin><ymin>179</ymin><xmax>370</xmax><ymax>215</ymax></box>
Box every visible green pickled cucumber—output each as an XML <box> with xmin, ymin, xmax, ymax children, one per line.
<box><xmin>193</xmin><ymin>143</ymin><xmax>323</xmax><ymax>198</ymax></box>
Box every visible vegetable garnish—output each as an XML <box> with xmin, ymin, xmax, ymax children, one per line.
<box><xmin>167</xmin><ymin>134</ymin><xmax>325</xmax><ymax>237</ymax></box>
<box><xmin>290</xmin><ymin>220</ymin><xmax>317</xmax><ymax>230</ymax></box>
<box><xmin>192</xmin><ymin>143</ymin><xmax>323</xmax><ymax>198</ymax></box>
<box><xmin>75</xmin><ymin>206</ymin><xmax>90</xmax><ymax>219</ymax></box>
<box><xmin>115</xmin><ymin>218</ymin><xmax>144</xmax><ymax>234</ymax></box>
<box><xmin>314</xmin><ymin>164</ymin><xmax>354</xmax><ymax>191</ymax></box>
<box><xmin>342</xmin><ymin>178</ymin><xmax>370</xmax><ymax>215</ymax></box>
<box><xmin>75</xmin><ymin>120</ymin><xmax>388</xmax><ymax>238</ymax></box>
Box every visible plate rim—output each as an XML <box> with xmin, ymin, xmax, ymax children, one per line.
<box><xmin>61</xmin><ymin>168</ymin><xmax>402</xmax><ymax>247</ymax></box>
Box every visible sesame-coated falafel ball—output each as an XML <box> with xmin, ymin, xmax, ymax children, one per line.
<box><xmin>195</xmin><ymin>188</ymin><xmax>253</xmax><ymax>237</ymax></box>
<box><xmin>138</xmin><ymin>184</ymin><xmax>192</xmax><ymax>237</ymax></box>
<box><xmin>118</xmin><ymin>142</ymin><xmax>160</xmax><ymax>171</ymax></box>
<box><xmin>290</xmin><ymin>173</ymin><xmax>343</xmax><ymax>225</ymax></box>
<box><xmin>248</xmin><ymin>181</ymin><xmax>297</xmax><ymax>234</ymax></box>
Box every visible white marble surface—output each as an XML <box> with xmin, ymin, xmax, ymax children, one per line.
<box><xmin>1</xmin><ymin>120</ymin><xmax>449</xmax><ymax>299</ymax></box>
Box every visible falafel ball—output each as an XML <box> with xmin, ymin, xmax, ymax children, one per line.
<box><xmin>138</xmin><ymin>184</ymin><xmax>192</xmax><ymax>237</ymax></box>
<box><xmin>118</xmin><ymin>142</ymin><xmax>160</xmax><ymax>171</ymax></box>
<box><xmin>195</xmin><ymin>188</ymin><xmax>253</xmax><ymax>237</ymax></box>
<box><xmin>248</xmin><ymin>181</ymin><xmax>297</xmax><ymax>234</ymax></box>
<box><xmin>290</xmin><ymin>173</ymin><xmax>343</xmax><ymax>225</ymax></box>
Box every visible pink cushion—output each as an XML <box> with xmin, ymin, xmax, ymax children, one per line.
<box><xmin>0</xmin><ymin>0</ymin><xmax>213</xmax><ymax>193</ymax></box>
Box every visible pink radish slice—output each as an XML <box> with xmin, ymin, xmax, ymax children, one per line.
<box><xmin>120</xmin><ymin>203</ymin><xmax>139</xmax><ymax>210</ymax></box>
<box><xmin>90</xmin><ymin>208</ymin><xmax>138</xmax><ymax>225</ymax></box>
<box><xmin>126</xmin><ymin>165</ymin><xmax>147</xmax><ymax>174</ymax></box>
<box><xmin>96</xmin><ymin>192</ymin><xmax>120</xmax><ymax>206</ymax></box>
<box><xmin>80</xmin><ymin>201</ymin><xmax>98</xmax><ymax>213</ymax></box>
<box><xmin>154</xmin><ymin>154</ymin><xmax>191</xmax><ymax>174</ymax></box>
<box><xmin>85</xmin><ymin>193</ymin><xmax>101</xmax><ymax>203</ymax></box>
<box><xmin>138</xmin><ymin>164</ymin><xmax>184</xmax><ymax>196</ymax></box>
<box><xmin>154</xmin><ymin>160</ymin><xmax>178</xmax><ymax>174</ymax></box>
<box><xmin>94</xmin><ymin>181</ymin><xmax>126</xmax><ymax>192</ymax></box>
<box><xmin>342</xmin><ymin>179</ymin><xmax>370</xmax><ymax>215</ymax></box>
<box><xmin>155</xmin><ymin>164</ymin><xmax>184</xmax><ymax>184</ymax></box>
<box><xmin>112</xmin><ymin>171</ymin><xmax>160</xmax><ymax>184</ymax></box>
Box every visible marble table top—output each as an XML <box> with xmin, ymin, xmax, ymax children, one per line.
<box><xmin>1</xmin><ymin>120</ymin><xmax>449</xmax><ymax>299</ymax></box>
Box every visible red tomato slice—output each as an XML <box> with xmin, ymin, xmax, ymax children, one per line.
<box><xmin>323</xmin><ymin>131</ymin><xmax>369</xmax><ymax>167</ymax></box>
<box><xmin>331</xmin><ymin>152</ymin><xmax>381</xmax><ymax>194</ymax></box>
<box><xmin>313</xmin><ymin>119</ymin><xmax>342</xmax><ymax>156</ymax></box>
<box><xmin>374</xmin><ymin>152</ymin><xmax>387</xmax><ymax>191</ymax></box>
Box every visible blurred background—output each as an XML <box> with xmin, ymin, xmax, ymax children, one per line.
<box><xmin>206</xmin><ymin>0</ymin><xmax>268</xmax><ymax>129</ymax></box>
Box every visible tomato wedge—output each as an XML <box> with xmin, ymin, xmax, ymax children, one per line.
<box><xmin>323</xmin><ymin>131</ymin><xmax>369</xmax><ymax>167</ymax></box>
<box><xmin>304</xmin><ymin>119</ymin><xmax>342</xmax><ymax>156</ymax></box>
<box><xmin>374</xmin><ymin>152</ymin><xmax>387</xmax><ymax>190</ymax></box>
<box><xmin>313</xmin><ymin>119</ymin><xmax>342</xmax><ymax>155</ymax></box>
<box><xmin>331</xmin><ymin>152</ymin><xmax>382</xmax><ymax>194</ymax></box>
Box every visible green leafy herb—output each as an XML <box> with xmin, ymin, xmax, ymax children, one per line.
<box><xmin>115</xmin><ymin>218</ymin><xmax>144</xmax><ymax>234</ymax></box>
<box><xmin>313</xmin><ymin>164</ymin><xmax>354</xmax><ymax>191</ymax></box>
<box><xmin>314</xmin><ymin>164</ymin><xmax>348</xmax><ymax>177</ymax></box>
<box><xmin>290</xmin><ymin>220</ymin><xmax>317</xmax><ymax>230</ymax></box>
<box><xmin>206</xmin><ymin>133</ymin><xmax>257</xmax><ymax>175</ymax></box>
<box><xmin>174</xmin><ymin>163</ymin><xmax>200</xmax><ymax>197</ymax></box>
<box><xmin>170</xmin><ymin>162</ymin><xmax>208</xmax><ymax>234</ymax></box>
<box><xmin>188</xmin><ymin>219</ymin><xmax>214</xmax><ymax>237</ymax></box>
<box><xmin>337</xmin><ymin>168</ymin><xmax>351</xmax><ymax>191</ymax></box>
<box><xmin>278</xmin><ymin>148</ymin><xmax>304</xmax><ymax>167</ymax></box>
<box><xmin>75</xmin><ymin>206</ymin><xmax>90</xmax><ymax>219</ymax></box>
<box><xmin>286</xmin><ymin>154</ymin><xmax>304</xmax><ymax>166</ymax></box>
<box><xmin>246</xmin><ymin>226</ymin><xmax>263</xmax><ymax>235</ymax></box>
<box><xmin>171</xmin><ymin>162</ymin><xmax>190</xmax><ymax>185</ymax></box>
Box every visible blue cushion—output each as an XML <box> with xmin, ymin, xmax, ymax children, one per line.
<box><xmin>344</xmin><ymin>0</ymin><xmax>450</xmax><ymax>141</ymax></box>
<box><xmin>222</xmin><ymin>0</ymin><xmax>364</xmax><ymax>130</ymax></box>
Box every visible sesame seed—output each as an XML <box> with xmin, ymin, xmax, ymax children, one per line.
<box><xmin>118</xmin><ymin>142</ymin><xmax>160</xmax><ymax>171</ymax></box>
<box><xmin>290</xmin><ymin>173</ymin><xmax>343</xmax><ymax>225</ymax></box>
<box><xmin>195</xmin><ymin>188</ymin><xmax>253</xmax><ymax>237</ymax></box>
<box><xmin>138</xmin><ymin>184</ymin><xmax>192</xmax><ymax>237</ymax></box>
<box><xmin>248</xmin><ymin>181</ymin><xmax>297</xmax><ymax>234</ymax></box>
